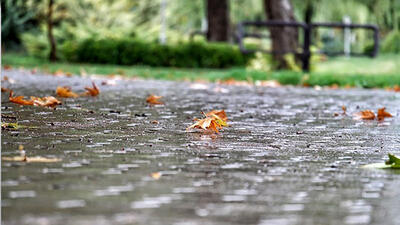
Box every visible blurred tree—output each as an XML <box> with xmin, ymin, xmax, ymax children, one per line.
<box><xmin>206</xmin><ymin>0</ymin><xmax>230</xmax><ymax>42</ymax></box>
<box><xmin>1</xmin><ymin>0</ymin><xmax>35</xmax><ymax>49</ymax></box>
<box><xmin>263</xmin><ymin>0</ymin><xmax>299</xmax><ymax>69</ymax></box>
<box><xmin>47</xmin><ymin>0</ymin><xmax>57</xmax><ymax>61</ymax></box>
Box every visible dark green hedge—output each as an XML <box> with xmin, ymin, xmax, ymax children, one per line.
<box><xmin>61</xmin><ymin>39</ymin><xmax>253</xmax><ymax>68</ymax></box>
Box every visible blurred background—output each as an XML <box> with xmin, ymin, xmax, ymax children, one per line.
<box><xmin>1</xmin><ymin>0</ymin><xmax>400</xmax><ymax>87</ymax></box>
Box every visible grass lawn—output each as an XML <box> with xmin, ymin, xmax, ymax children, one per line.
<box><xmin>2</xmin><ymin>53</ymin><xmax>400</xmax><ymax>88</ymax></box>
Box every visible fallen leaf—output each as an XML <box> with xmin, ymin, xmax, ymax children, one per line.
<box><xmin>354</xmin><ymin>110</ymin><xmax>375</xmax><ymax>120</ymax></box>
<box><xmin>146</xmin><ymin>95</ymin><xmax>163</xmax><ymax>105</ymax></box>
<box><xmin>342</xmin><ymin>106</ymin><xmax>347</xmax><ymax>114</ymax></box>
<box><xmin>151</xmin><ymin>120</ymin><xmax>159</xmax><ymax>124</ymax></box>
<box><xmin>377</xmin><ymin>107</ymin><xmax>392</xmax><ymax>121</ymax></box>
<box><xmin>2</xmin><ymin>144</ymin><xmax>61</xmax><ymax>163</ymax></box>
<box><xmin>31</xmin><ymin>96</ymin><xmax>62</xmax><ymax>108</ymax></box>
<box><xmin>150</xmin><ymin>172</ymin><xmax>162</xmax><ymax>180</ymax></box>
<box><xmin>83</xmin><ymin>82</ymin><xmax>100</xmax><ymax>97</ymax></box>
<box><xmin>2</xmin><ymin>156</ymin><xmax>62</xmax><ymax>163</ymax></box>
<box><xmin>205</xmin><ymin>110</ymin><xmax>228</xmax><ymax>122</ymax></box>
<box><xmin>362</xmin><ymin>153</ymin><xmax>400</xmax><ymax>169</ymax></box>
<box><xmin>1</xmin><ymin>87</ymin><xmax>11</xmax><ymax>92</ymax></box>
<box><xmin>9</xmin><ymin>91</ymin><xmax>34</xmax><ymax>106</ymax></box>
<box><xmin>188</xmin><ymin>116</ymin><xmax>222</xmax><ymax>133</ymax></box>
<box><xmin>2</xmin><ymin>122</ymin><xmax>23</xmax><ymax>130</ymax></box>
<box><xmin>56</xmin><ymin>86</ymin><xmax>79</xmax><ymax>98</ymax></box>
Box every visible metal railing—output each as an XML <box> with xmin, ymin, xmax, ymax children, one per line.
<box><xmin>236</xmin><ymin>20</ymin><xmax>379</xmax><ymax>71</ymax></box>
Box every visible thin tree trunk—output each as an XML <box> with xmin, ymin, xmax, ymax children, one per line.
<box><xmin>47</xmin><ymin>0</ymin><xmax>57</xmax><ymax>61</ymax></box>
<box><xmin>206</xmin><ymin>0</ymin><xmax>229</xmax><ymax>42</ymax></box>
<box><xmin>264</xmin><ymin>0</ymin><xmax>298</xmax><ymax>69</ymax></box>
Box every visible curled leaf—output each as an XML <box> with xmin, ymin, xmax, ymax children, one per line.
<box><xmin>205</xmin><ymin>110</ymin><xmax>227</xmax><ymax>122</ymax></box>
<box><xmin>354</xmin><ymin>110</ymin><xmax>375</xmax><ymax>120</ymax></box>
<box><xmin>31</xmin><ymin>96</ymin><xmax>62</xmax><ymax>108</ymax></box>
<box><xmin>377</xmin><ymin>107</ymin><xmax>392</xmax><ymax>121</ymax></box>
<box><xmin>188</xmin><ymin>117</ymin><xmax>222</xmax><ymax>133</ymax></box>
<box><xmin>83</xmin><ymin>82</ymin><xmax>100</xmax><ymax>97</ymax></box>
<box><xmin>9</xmin><ymin>91</ymin><xmax>34</xmax><ymax>106</ymax></box>
<box><xmin>56</xmin><ymin>86</ymin><xmax>79</xmax><ymax>98</ymax></box>
<box><xmin>146</xmin><ymin>95</ymin><xmax>163</xmax><ymax>105</ymax></box>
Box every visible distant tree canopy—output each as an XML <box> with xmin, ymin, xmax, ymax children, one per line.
<box><xmin>2</xmin><ymin>0</ymin><xmax>399</xmax><ymax>64</ymax></box>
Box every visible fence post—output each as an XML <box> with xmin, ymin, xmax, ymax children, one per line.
<box><xmin>302</xmin><ymin>25</ymin><xmax>311</xmax><ymax>72</ymax></box>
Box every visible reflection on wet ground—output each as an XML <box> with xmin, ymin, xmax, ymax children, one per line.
<box><xmin>1</xmin><ymin>69</ymin><xmax>400</xmax><ymax>225</ymax></box>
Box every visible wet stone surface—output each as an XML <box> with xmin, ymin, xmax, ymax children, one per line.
<box><xmin>1</xmin><ymin>69</ymin><xmax>400</xmax><ymax>225</ymax></box>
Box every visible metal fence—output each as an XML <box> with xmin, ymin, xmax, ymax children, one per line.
<box><xmin>236</xmin><ymin>20</ymin><xmax>379</xmax><ymax>71</ymax></box>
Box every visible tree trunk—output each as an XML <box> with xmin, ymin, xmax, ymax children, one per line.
<box><xmin>206</xmin><ymin>0</ymin><xmax>229</xmax><ymax>42</ymax></box>
<box><xmin>47</xmin><ymin>0</ymin><xmax>57</xmax><ymax>61</ymax></box>
<box><xmin>263</xmin><ymin>0</ymin><xmax>298</xmax><ymax>69</ymax></box>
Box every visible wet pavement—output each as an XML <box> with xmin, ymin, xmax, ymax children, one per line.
<box><xmin>1</xmin><ymin>69</ymin><xmax>400</xmax><ymax>225</ymax></box>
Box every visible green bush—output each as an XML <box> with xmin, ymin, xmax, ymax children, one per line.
<box><xmin>60</xmin><ymin>38</ymin><xmax>251</xmax><ymax>68</ymax></box>
<box><xmin>21</xmin><ymin>32</ymin><xmax>49</xmax><ymax>58</ymax></box>
<box><xmin>381</xmin><ymin>31</ymin><xmax>400</xmax><ymax>53</ymax></box>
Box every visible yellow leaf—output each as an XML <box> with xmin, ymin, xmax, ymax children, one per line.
<box><xmin>2</xmin><ymin>156</ymin><xmax>61</xmax><ymax>163</ymax></box>
<box><xmin>31</xmin><ymin>96</ymin><xmax>62</xmax><ymax>108</ymax></box>
<box><xmin>151</xmin><ymin>172</ymin><xmax>161</xmax><ymax>180</ymax></box>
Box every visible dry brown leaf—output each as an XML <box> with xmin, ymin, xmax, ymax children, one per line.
<box><xmin>83</xmin><ymin>82</ymin><xmax>100</xmax><ymax>97</ymax></box>
<box><xmin>146</xmin><ymin>95</ymin><xmax>163</xmax><ymax>104</ymax></box>
<box><xmin>377</xmin><ymin>107</ymin><xmax>392</xmax><ymax>121</ymax></box>
<box><xmin>9</xmin><ymin>91</ymin><xmax>34</xmax><ymax>106</ymax></box>
<box><xmin>354</xmin><ymin>110</ymin><xmax>376</xmax><ymax>120</ymax></box>
<box><xmin>1</xmin><ymin>87</ymin><xmax>11</xmax><ymax>93</ymax></box>
<box><xmin>56</xmin><ymin>86</ymin><xmax>79</xmax><ymax>98</ymax></box>
<box><xmin>31</xmin><ymin>96</ymin><xmax>62</xmax><ymax>108</ymax></box>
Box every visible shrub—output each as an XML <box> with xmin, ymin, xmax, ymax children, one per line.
<box><xmin>60</xmin><ymin>38</ymin><xmax>251</xmax><ymax>68</ymax></box>
<box><xmin>381</xmin><ymin>31</ymin><xmax>400</xmax><ymax>53</ymax></box>
<box><xmin>21</xmin><ymin>32</ymin><xmax>49</xmax><ymax>58</ymax></box>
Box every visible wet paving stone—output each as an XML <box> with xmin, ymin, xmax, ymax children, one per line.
<box><xmin>1</xmin><ymin>69</ymin><xmax>400</xmax><ymax>225</ymax></box>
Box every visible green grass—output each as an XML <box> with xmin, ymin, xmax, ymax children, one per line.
<box><xmin>2</xmin><ymin>53</ymin><xmax>400</xmax><ymax>88</ymax></box>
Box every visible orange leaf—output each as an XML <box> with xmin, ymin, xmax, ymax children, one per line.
<box><xmin>56</xmin><ymin>86</ymin><xmax>79</xmax><ymax>98</ymax></box>
<box><xmin>342</xmin><ymin>106</ymin><xmax>347</xmax><ymax>114</ymax></box>
<box><xmin>187</xmin><ymin>116</ymin><xmax>222</xmax><ymax>133</ymax></box>
<box><xmin>354</xmin><ymin>110</ymin><xmax>375</xmax><ymax>120</ymax></box>
<box><xmin>377</xmin><ymin>107</ymin><xmax>392</xmax><ymax>121</ymax></box>
<box><xmin>9</xmin><ymin>91</ymin><xmax>34</xmax><ymax>106</ymax></box>
<box><xmin>83</xmin><ymin>82</ymin><xmax>100</xmax><ymax>97</ymax></box>
<box><xmin>146</xmin><ymin>94</ymin><xmax>163</xmax><ymax>104</ymax></box>
<box><xmin>31</xmin><ymin>96</ymin><xmax>62</xmax><ymax>108</ymax></box>
<box><xmin>205</xmin><ymin>110</ymin><xmax>228</xmax><ymax>122</ymax></box>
